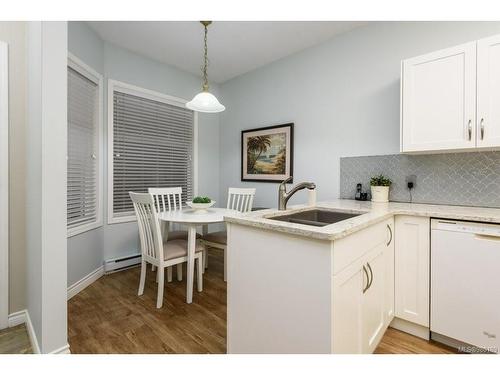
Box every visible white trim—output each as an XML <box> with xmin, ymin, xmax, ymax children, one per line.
<box><xmin>107</xmin><ymin>79</ymin><xmax>198</xmax><ymax>224</ymax></box>
<box><xmin>0</xmin><ymin>40</ymin><xmax>9</xmax><ymax>330</ymax></box>
<box><xmin>8</xmin><ymin>310</ymin><xmax>26</xmax><ymax>328</ymax></box>
<box><xmin>25</xmin><ymin>309</ymin><xmax>41</xmax><ymax>354</ymax></box>
<box><xmin>390</xmin><ymin>317</ymin><xmax>430</xmax><ymax>340</ymax></box>
<box><xmin>67</xmin><ymin>265</ymin><xmax>104</xmax><ymax>300</ymax></box>
<box><xmin>49</xmin><ymin>344</ymin><xmax>71</xmax><ymax>354</ymax></box>
<box><xmin>8</xmin><ymin>310</ymin><xmax>70</xmax><ymax>353</ymax></box>
<box><xmin>67</xmin><ymin>53</ymin><xmax>104</xmax><ymax>238</ymax></box>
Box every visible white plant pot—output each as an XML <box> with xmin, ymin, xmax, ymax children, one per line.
<box><xmin>187</xmin><ymin>200</ymin><xmax>216</xmax><ymax>213</ymax></box>
<box><xmin>371</xmin><ymin>186</ymin><xmax>390</xmax><ymax>203</ymax></box>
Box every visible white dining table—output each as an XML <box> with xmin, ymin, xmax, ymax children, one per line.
<box><xmin>159</xmin><ymin>207</ymin><xmax>238</xmax><ymax>303</ymax></box>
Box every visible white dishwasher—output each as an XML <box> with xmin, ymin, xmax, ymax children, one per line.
<box><xmin>431</xmin><ymin>219</ymin><xmax>500</xmax><ymax>353</ymax></box>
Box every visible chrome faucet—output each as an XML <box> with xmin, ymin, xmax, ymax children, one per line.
<box><xmin>278</xmin><ymin>176</ymin><xmax>316</xmax><ymax>210</ymax></box>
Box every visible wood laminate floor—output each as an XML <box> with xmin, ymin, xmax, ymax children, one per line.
<box><xmin>0</xmin><ymin>324</ymin><xmax>33</xmax><ymax>354</ymax></box>
<box><xmin>68</xmin><ymin>249</ymin><xmax>455</xmax><ymax>354</ymax></box>
<box><xmin>375</xmin><ymin>328</ymin><xmax>456</xmax><ymax>354</ymax></box>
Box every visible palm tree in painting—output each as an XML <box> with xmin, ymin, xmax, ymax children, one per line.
<box><xmin>273</xmin><ymin>148</ymin><xmax>286</xmax><ymax>174</ymax></box>
<box><xmin>247</xmin><ymin>135</ymin><xmax>272</xmax><ymax>173</ymax></box>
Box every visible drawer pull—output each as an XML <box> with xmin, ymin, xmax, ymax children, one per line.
<box><xmin>362</xmin><ymin>265</ymin><xmax>369</xmax><ymax>293</ymax></box>
<box><xmin>366</xmin><ymin>262</ymin><xmax>373</xmax><ymax>291</ymax></box>
<box><xmin>387</xmin><ymin>224</ymin><xmax>393</xmax><ymax>246</ymax></box>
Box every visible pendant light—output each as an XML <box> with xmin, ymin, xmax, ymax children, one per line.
<box><xmin>186</xmin><ymin>21</ymin><xmax>225</xmax><ymax>113</ymax></box>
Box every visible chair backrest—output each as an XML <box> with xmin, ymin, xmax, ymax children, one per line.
<box><xmin>148</xmin><ymin>187</ymin><xmax>183</xmax><ymax>213</ymax></box>
<box><xmin>130</xmin><ymin>192</ymin><xmax>163</xmax><ymax>263</ymax></box>
<box><xmin>227</xmin><ymin>187</ymin><xmax>256</xmax><ymax>213</ymax></box>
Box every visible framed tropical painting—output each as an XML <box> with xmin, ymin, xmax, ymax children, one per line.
<box><xmin>241</xmin><ymin>123</ymin><xmax>294</xmax><ymax>182</ymax></box>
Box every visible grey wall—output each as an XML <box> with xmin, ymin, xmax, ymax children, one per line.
<box><xmin>67</xmin><ymin>22</ymin><xmax>221</xmax><ymax>284</ymax></box>
<box><xmin>219</xmin><ymin>22</ymin><xmax>500</xmax><ymax>209</ymax></box>
<box><xmin>0</xmin><ymin>22</ymin><xmax>26</xmax><ymax>314</ymax></box>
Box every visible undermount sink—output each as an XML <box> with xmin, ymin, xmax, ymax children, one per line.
<box><xmin>267</xmin><ymin>209</ymin><xmax>362</xmax><ymax>227</ymax></box>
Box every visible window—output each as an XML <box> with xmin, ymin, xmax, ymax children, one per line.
<box><xmin>67</xmin><ymin>55</ymin><xmax>103</xmax><ymax>236</ymax></box>
<box><xmin>108</xmin><ymin>80</ymin><xmax>196</xmax><ymax>224</ymax></box>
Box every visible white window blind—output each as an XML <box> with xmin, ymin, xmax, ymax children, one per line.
<box><xmin>67</xmin><ymin>65</ymin><xmax>100</xmax><ymax>232</ymax></box>
<box><xmin>111</xmin><ymin>90</ymin><xmax>194</xmax><ymax>219</ymax></box>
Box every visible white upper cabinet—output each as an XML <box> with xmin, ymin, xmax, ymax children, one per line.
<box><xmin>401</xmin><ymin>42</ymin><xmax>477</xmax><ymax>152</ymax></box>
<box><xmin>477</xmin><ymin>34</ymin><xmax>500</xmax><ymax>148</ymax></box>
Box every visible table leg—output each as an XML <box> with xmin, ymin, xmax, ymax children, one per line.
<box><xmin>186</xmin><ymin>224</ymin><xmax>197</xmax><ymax>304</ymax></box>
<box><xmin>202</xmin><ymin>224</ymin><xmax>209</xmax><ymax>270</ymax></box>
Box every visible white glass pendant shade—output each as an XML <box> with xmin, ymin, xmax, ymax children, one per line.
<box><xmin>186</xmin><ymin>91</ymin><xmax>225</xmax><ymax>113</ymax></box>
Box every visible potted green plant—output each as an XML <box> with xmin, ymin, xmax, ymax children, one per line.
<box><xmin>370</xmin><ymin>174</ymin><xmax>392</xmax><ymax>203</ymax></box>
<box><xmin>187</xmin><ymin>196</ymin><xmax>216</xmax><ymax>213</ymax></box>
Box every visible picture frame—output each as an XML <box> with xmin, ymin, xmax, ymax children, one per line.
<box><xmin>241</xmin><ymin>123</ymin><xmax>294</xmax><ymax>183</ymax></box>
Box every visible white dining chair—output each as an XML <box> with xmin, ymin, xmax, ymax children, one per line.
<box><xmin>201</xmin><ymin>187</ymin><xmax>256</xmax><ymax>281</ymax></box>
<box><xmin>148</xmin><ymin>187</ymin><xmax>202</xmax><ymax>281</ymax></box>
<box><xmin>130</xmin><ymin>192</ymin><xmax>204</xmax><ymax>308</ymax></box>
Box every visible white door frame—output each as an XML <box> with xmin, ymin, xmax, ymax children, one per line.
<box><xmin>0</xmin><ymin>40</ymin><xmax>9</xmax><ymax>329</ymax></box>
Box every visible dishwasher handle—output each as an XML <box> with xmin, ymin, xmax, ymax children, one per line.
<box><xmin>475</xmin><ymin>234</ymin><xmax>500</xmax><ymax>242</ymax></box>
<box><xmin>432</xmin><ymin>219</ymin><xmax>500</xmax><ymax>237</ymax></box>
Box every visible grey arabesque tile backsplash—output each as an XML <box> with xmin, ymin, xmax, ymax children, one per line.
<box><xmin>340</xmin><ymin>152</ymin><xmax>500</xmax><ymax>208</ymax></box>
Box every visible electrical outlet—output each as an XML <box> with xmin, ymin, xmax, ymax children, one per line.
<box><xmin>406</xmin><ymin>175</ymin><xmax>416</xmax><ymax>189</ymax></box>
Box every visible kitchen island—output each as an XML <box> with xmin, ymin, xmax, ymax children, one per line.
<box><xmin>224</xmin><ymin>200</ymin><xmax>500</xmax><ymax>354</ymax></box>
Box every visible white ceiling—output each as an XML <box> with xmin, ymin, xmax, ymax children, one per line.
<box><xmin>87</xmin><ymin>21</ymin><xmax>368</xmax><ymax>83</ymax></box>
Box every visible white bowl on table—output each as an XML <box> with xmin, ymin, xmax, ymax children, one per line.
<box><xmin>186</xmin><ymin>200</ymin><xmax>216</xmax><ymax>213</ymax></box>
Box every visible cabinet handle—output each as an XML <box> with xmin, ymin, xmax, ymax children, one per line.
<box><xmin>362</xmin><ymin>265</ymin><xmax>369</xmax><ymax>294</ymax></box>
<box><xmin>483</xmin><ymin>331</ymin><xmax>496</xmax><ymax>339</ymax></box>
<box><xmin>367</xmin><ymin>262</ymin><xmax>373</xmax><ymax>290</ymax></box>
<box><xmin>386</xmin><ymin>224</ymin><xmax>393</xmax><ymax>246</ymax></box>
<box><xmin>468</xmin><ymin>119</ymin><xmax>472</xmax><ymax>141</ymax></box>
<box><xmin>480</xmin><ymin>118</ymin><xmax>485</xmax><ymax>140</ymax></box>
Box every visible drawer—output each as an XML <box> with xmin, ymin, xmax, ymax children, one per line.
<box><xmin>333</xmin><ymin>217</ymin><xmax>393</xmax><ymax>275</ymax></box>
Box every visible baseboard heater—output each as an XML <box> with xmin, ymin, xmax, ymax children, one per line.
<box><xmin>104</xmin><ymin>253</ymin><xmax>141</xmax><ymax>273</ymax></box>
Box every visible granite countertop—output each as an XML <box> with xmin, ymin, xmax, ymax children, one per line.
<box><xmin>224</xmin><ymin>199</ymin><xmax>500</xmax><ymax>241</ymax></box>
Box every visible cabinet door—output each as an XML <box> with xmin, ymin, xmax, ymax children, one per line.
<box><xmin>362</xmin><ymin>243</ymin><xmax>387</xmax><ymax>353</ymax></box>
<box><xmin>394</xmin><ymin>216</ymin><xmax>430</xmax><ymax>327</ymax></box>
<box><xmin>477</xmin><ymin>34</ymin><xmax>500</xmax><ymax>148</ymax></box>
<box><xmin>384</xmin><ymin>220</ymin><xmax>395</xmax><ymax>324</ymax></box>
<box><xmin>401</xmin><ymin>42</ymin><xmax>477</xmax><ymax>152</ymax></box>
<box><xmin>332</xmin><ymin>259</ymin><xmax>365</xmax><ymax>354</ymax></box>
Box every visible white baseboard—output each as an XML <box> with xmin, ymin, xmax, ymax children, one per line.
<box><xmin>49</xmin><ymin>344</ymin><xmax>71</xmax><ymax>354</ymax></box>
<box><xmin>67</xmin><ymin>265</ymin><xmax>104</xmax><ymax>300</ymax></box>
<box><xmin>7</xmin><ymin>310</ymin><xmax>39</xmax><ymax>353</ymax></box>
<box><xmin>8</xmin><ymin>309</ymin><xmax>26</xmax><ymax>327</ymax></box>
<box><xmin>390</xmin><ymin>317</ymin><xmax>430</xmax><ymax>340</ymax></box>
<box><xmin>5</xmin><ymin>266</ymin><xmax>103</xmax><ymax>354</ymax></box>
<box><xmin>8</xmin><ymin>309</ymin><xmax>71</xmax><ymax>354</ymax></box>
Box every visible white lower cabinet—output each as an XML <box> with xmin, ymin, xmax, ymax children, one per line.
<box><xmin>362</xmin><ymin>243</ymin><xmax>388</xmax><ymax>353</ymax></box>
<box><xmin>333</xmin><ymin>218</ymin><xmax>394</xmax><ymax>353</ymax></box>
<box><xmin>332</xmin><ymin>260</ymin><xmax>364</xmax><ymax>353</ymax></box>
<box><xmin>394</xmin><ymin>216</ymin><xmax>430</xmax><ymax>328</ymax></box>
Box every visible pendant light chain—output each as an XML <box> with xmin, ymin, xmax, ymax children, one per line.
<box><xmin>186</xmin><ymin>21</ymin><xmax>225</xmax><ymax>113</ymax></box>
<box><xmin>202</xmin><ymin>23</ymin><xmax>209</xmax><ymax>91</ymax></box>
